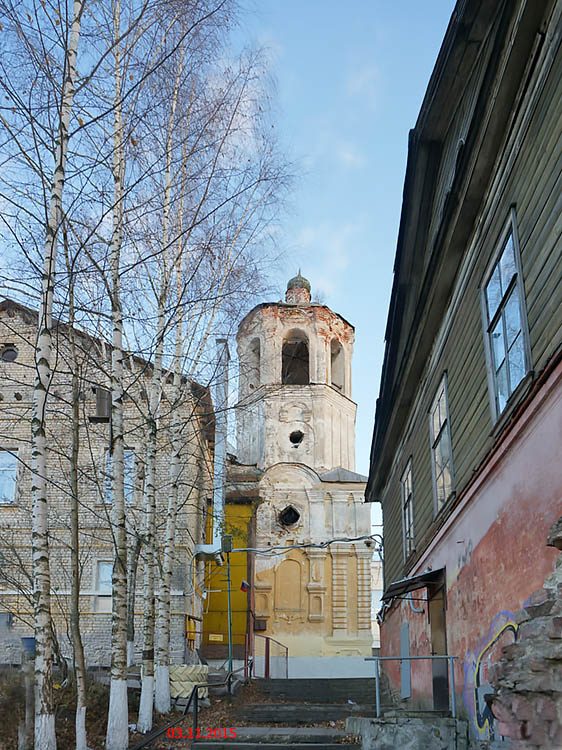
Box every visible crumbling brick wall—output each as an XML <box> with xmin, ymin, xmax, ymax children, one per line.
<box><xmin>489</xmin><ymin>517</ymin><xmax>562</xmax><ymax>748</ymax></box>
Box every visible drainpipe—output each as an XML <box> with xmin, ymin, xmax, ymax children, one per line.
<box><xmin>195</xmin><ymin>338</ymin><xmax>230</xmax><ymax>560</ymax></box>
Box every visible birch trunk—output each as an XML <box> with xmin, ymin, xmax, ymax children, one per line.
<box><xmin>70</xmin><ymin>367</ymin><xmax>88</xmax><ymax>750</ymax></box>
<box><xmin>66</xmin><ymin>244</ymin><xmax>89</xmax><ymax>750</ymax></box>
<box><xmin>31</xmin><ymin>4</ymin><xmax>84</xmax><ymax>748</ymax></box>
<box><xmin>155</xmin><ymin>308</ymin><xmax>183</xmax><ymax>714</ymax></box>
<box><xmin>136</xmin><ymin>424</ymin><xmax>156</xmax><ymax>733</ymax></box>
<box><xmin>106</xmin><ymin>1</ymin><xmax>128</xmax><ymax>746</ymax></box>
<box><xmin>126</xmin><ymin>538</ymin><xmax>141</xmax><ymax>667</ymax></box>
<box><xmin>138</xmin><ymin>300</ymin><xmax>165</xmax><ymax>729</ymax></box>
<box><xmin>151</xmin><ymin>51</ymin><xmax>184</xmax><ymax>716</ymax></box>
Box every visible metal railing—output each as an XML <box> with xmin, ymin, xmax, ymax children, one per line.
<box><xmin>365</xmin><ymin>655</ymin><xmax>458</xmax><ymax>718</ymax></box>
<box><xmin>189</xmin><ymin>627</ymin><xmax>289</xmax><ymax>681</ymax></box>
<box><xmin>130</xmin><ymin>671</ymin><xmax>234</xmax><ymax>750</ymax></box>
<box><xmin>252</xmin><ymin>633</ymin><xmax>289</xmax><ymax>679</ymax></box>
<box><xmin>183</xmin><ymin>671</ymin><xmax>234</xmax><ymax>736</ymax></box>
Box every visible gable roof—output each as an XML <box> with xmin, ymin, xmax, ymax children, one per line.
<box><xmin>366</xmin><ymin>0</ymin><xmax>550</xmax><ymax>500</ymax></box>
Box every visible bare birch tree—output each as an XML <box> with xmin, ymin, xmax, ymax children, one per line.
<box><xmin>0</xmin><ymin>2</ymin><xmax>86</xmax><ymax>747</ymax></box>
<box><xmin>63</xmin><ymin>229</ymin><xmax>89</xmax><ymax>750</ymax></box>
<box><xmin>0</xmin><ymin>0</ymin><xmax>288</xmax><ymax>745</ymax></box>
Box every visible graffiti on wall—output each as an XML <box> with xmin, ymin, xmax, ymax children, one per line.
<box><xmin>463</xmin><ymin>611</ymin><xmax>518</xmax><ymax>739</ymax></box>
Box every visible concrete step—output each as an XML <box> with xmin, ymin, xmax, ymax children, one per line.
<box><xmin>193</xmin><ymin>727</ymin><xmax>353</xmax><ymax>743</ymax></box>
<box><xmin>258</xmin><ymin>678</ymin><xmax>385</xmax><ymax>704</ymax></box>
<box><xmin>191</xmin><ymin>744</ymin><xmax>360</xmax><ymax>749</ymax></box>
<box><xmin>233</xmin><ymin>703</ymin><xmax>380</xmax><ymax>723</ymax></box>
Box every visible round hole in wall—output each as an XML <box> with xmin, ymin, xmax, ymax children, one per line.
<box><xmin>289</xmin><ymin>430</ymin><xmax>304</xmax><ymax>446</ymax></box>
<box><xmin>279</xmin><ymin>506</ymin><xmax>300</xmax><ymax>526</ymax></box>
<box><xmin>0</xmin><ymin>345</ymin><xmax>18</xmax><ymax>362</ymax></box>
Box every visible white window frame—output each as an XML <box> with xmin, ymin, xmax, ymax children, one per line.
<box><xmin>401</xmin><ymin>458</ymin><xmax>415</xmax><ymax>561</ymax></box>
<box><xmin>103</xmin><ymin>448</ymin><xmax>135</xmax><ymax>505</ymax></box>
<box><xmin>0</xmin><ymin>449</ymin><xmax>19</xmax><ymax>504</ymax></box>
<box><xmin>480</xmin><ymin>208</ymin><xmax>532</xmax><ymax>422</ymax></box>
<box><xmin>429</xmin><ymin>374</ymin><xmax>455</xmax><ymax>514</ymax></box>
<box><xmin>94</xmin><ymin>560</ymin><xmax>113</xmax><ymax>612</ymax></box>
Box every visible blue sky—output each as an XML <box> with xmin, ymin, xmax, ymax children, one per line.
<box><xmin>235</xmin><ymin>1</ymin><xmax>456</xmax><ymax>477</ymax></box>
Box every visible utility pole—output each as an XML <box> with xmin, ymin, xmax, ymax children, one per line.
<box><xmin>222</xmin><ymin>534</ymin><xmax>233</xmax><ymax>686</ymax></box>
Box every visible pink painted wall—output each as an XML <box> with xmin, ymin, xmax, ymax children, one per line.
<box><xmin>380</xmin><ymin>363</ymin><xmax>561</xmax><ymax>741</ymax></box>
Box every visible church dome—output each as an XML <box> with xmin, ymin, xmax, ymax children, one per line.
<box><xmin>287</xmin><ymin>270</ymin><xmax>311</xmax><ymax>293</ymax></box>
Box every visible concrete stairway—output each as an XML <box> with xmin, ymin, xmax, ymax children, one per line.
<box><xmin>233</xmin><ymin>702</ymin><xmax>378</xmax><ymax>723</ymax></box>
<box><xmin>191</xmin><ymin>726</ymin><xmax>359</xmax><ymax>749</ymax></box>
<box><xmin>190</xmin><ymin>677</ymin><xmax>391</xmax><ymax>749</ymax></box>
<box><xmin>258</xmin><ymin>677</ymin><xmax>383</xmax><ymax>704</ymax></box>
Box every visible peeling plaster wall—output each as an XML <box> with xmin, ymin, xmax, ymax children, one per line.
<box><xmin>379</xmin><ymin>362</ymin><xmax>561</xmax><ymax>743</ymax></box>
<box><xmin>235</xmin><ymin>293</ymin><xmax>373</xmax><ymax>671</ymax></box>
<box><xmin>236</xmin><ymin>301</ymin><xmax>357</xmax><ymax>471</ymax></box>
<box><xmin>253</xmin><ymin>463</ymin><xmax>372</xmax><ymax>660</ymax></box>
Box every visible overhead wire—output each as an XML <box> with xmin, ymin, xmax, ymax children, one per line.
<box><xmin>184</xmin><ymin>532</ymin><xmax>384</xmax><ymax>597</ymax></box>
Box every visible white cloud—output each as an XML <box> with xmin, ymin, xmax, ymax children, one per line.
<box><xmin>346</xmin><ymin>64</ymin><xmax>380</xmax><ymax>109</ymax></box>
<box><xmin>337</xmin><ymin>143</ymin><xmax>366</xmax><ymax>168</ymax></box>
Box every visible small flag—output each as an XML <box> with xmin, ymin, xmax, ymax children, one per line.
<box><xmin>240</xmin><ymin>579</ymin><xmax>250</xmax><ymax>592</ymax></box>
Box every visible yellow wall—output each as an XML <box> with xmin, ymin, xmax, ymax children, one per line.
<box><xmin>203</xmin><ymin>503</ymin><xmax>252</xmax><ymax>647</ymax></box>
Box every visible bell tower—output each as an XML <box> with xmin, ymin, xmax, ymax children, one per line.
<box><xmin>231</xmin><ymin>275</ymin><xmax>373</xmax><ymax>675</ymax></box>
<box><xmin>236</xmin><ymin>273</ymin><xmax>357</xmax><ymax>473</ymax></box>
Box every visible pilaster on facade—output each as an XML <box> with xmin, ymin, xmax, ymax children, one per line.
<box><xmin>331</xmin><ymin>543</ymin><xmax>352</xmax><ymax>635</ymax></box>
<box><xmin>355</xmin><ymin>546</ymin><xmax>373</xmax><ymax>633</ymax></box>
<box><xmin>305</xmin><ymin>548</ymin><xmax>327</xmax><ymax>622</ymax></box>
<box><xmin>254</xmin><ymin>579</ymin><xmax>272</xmax><ymax>621</ymax></box>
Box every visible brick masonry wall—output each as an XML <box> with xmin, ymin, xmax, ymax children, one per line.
<box><xmin>488</xmin><ymin>518</ymin><xmax>562</xmax><ymax>749</ymax></box>
<box><xmin>0</xmin><ymin>302</ymin><xmax>213</xmax><ymax>666</ymax></box>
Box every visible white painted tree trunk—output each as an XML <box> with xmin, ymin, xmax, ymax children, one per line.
<box><xmin>75</xmin><ymin>705</ymin><xmax>87</xmax><ymax>750</ymax></box>
<box><xmin>151</xmin><ymin>66</ymin><xmax>184</xmax><ymax>716</ymax></box>
<box><xmin>137</xmin><ymin>674</ymin><xmax>154</xmax><ymax>732</ymax></box>
<box><xmin>155</xmin><ymin>301</ymin><xmax>183</xmax><ymax>715</ymax></box>
<box><xmin>31</xmin><ymin>4</ymin><xmax>84</xmax><ymax>749</ymax></box>
<box><xmin>67</xmin><ymin>272</ymin><xmax>89</xmax><ymax>750</ymax></box>
<box><xmin>138</xmin><ymin>299</ymin><xmax>165</xmax><ymax>728</ymax></box>
<box><xmin>106</xmin><ymin>2</ymin><xmax>128</xmax><ymax>747</ymax></box>
<box><xmin>137</xmin><ymin>511</ymin><xmax>155</xmax><ymax>733</ymax></box>
<box><xmin>106</xmin><ymin>679</ymin><xmax>128</xmax><ymax>750</ymax></box>
<box><xmin>154</xmin><ymin>437</ymin><xmax>178</xmax><ymax>714</ymax></box>
<box><xmin>35</xmin><ymin>714</ymin><xmax>56</xmax><ymax>750</ymax></box>
<box><xmin>154</xmin><ymin>664</ymin><xmax>171</xmax><ymax>715</ymax></box>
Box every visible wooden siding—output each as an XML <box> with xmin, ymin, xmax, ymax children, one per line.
<box><xmin>382</xmin><ymin>23</ymin><xmax>562</xmax><ymax>588</ymax></box>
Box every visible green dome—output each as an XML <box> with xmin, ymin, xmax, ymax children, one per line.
<box><xmin>287</xmin><ymin>270</ymin><xmax>311</xmax><ymax>293</ymax></box>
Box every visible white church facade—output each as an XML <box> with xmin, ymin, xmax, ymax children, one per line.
<box><xmin>234</xmin><ymin>273</ymin><xmax>373</xmax><ymax>677</ymax></box>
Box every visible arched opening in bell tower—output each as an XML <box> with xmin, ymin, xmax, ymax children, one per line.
<box><xmin>282</xmin><ymin>329</ymin><xmax>309</xmax><ymax>385</ymax></box>
<box><xmin>330</xmin><ymin>338</ymin><xmax>344</xmax><ymax>392</ymax></box>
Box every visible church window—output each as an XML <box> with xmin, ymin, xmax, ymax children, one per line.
<box><xmin>282</xmin><ymin>330</ymin><xmax>309</xmax><ymax>385</ymax></box>
<box><xmin>330</xmin><ymin>339</ymin><xmax>344</xmax><ymax>391</ymax></box>
<box><xmin>0</xmin><ymin>344</ymin><xmax>18</xmax><ymax>362</ymax></box>
<box><xmin>279</xmin><ymin>506</ymin><xmax>300</xmax><ymax>526</ymax></box>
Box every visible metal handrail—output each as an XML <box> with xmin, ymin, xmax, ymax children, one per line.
<box><xmin>130</xmin><ymin>671</ymin><xmax>234</xmax><ymax>750</ymax></box>
<box><xmin>253</xmin><ymin>633</ymin><xmax>289</xmax><ymax>679</ymax></box>
<box><xmin>183</xmin><ymin>670</ymin><xmax>235</xmax><ymax>735</ymax></box>
<box><xmin>365</xmin><ymin>655</ymin><xmax>458</xmax><ymax>718</ymax></box>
